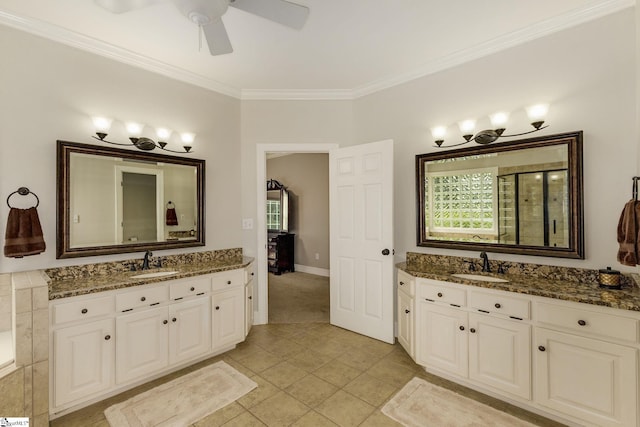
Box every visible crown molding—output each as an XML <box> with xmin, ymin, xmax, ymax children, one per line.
<box><xmin>0</xmin><ymin>0</ymin><xmax>633</xmax><ymax>101</ymax></box>
<box><xmin>351</xmin><ymin>0</ymin><xmax>635</xmax><ymax>99</ymax></box>
<box><xmin>0</xmin><ymin>10</ymin><xmax>242</xmax><ymax>99</ymax></box>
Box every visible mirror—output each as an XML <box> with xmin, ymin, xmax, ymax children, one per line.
<box><xmin>57</xmin><ymin>140</ymin><xmax>205</xmax><ymax>258</ymax></box>
<box><xmin>266</xmin><ymin>179</ymin><xmax>290</xmax><ymax>233</ymax></box>
<box><xmin>416</xmin><ymin>131</ymin><xmax>583</xmax><ymax>259</ymax></box>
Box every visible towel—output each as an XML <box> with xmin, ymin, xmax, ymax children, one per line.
<box><xmin>4</xmin><ymin>207</ymin><xmax>46</xmax><ymax>258</ymax></box>
<box><xmin>166</xmin><ymin>207</ymin><xmax>178</xmax><ymax>226</ymax></box>
<box><xmin>617</xmin><ymin>199</ymin><xmax>639</xmax><ymax>266</ymax></box>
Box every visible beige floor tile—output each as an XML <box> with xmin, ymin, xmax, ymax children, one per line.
<box><xmin>260</xmin><ymin>361</ymin><xmax>309</xmax><ymax>389</ymax></box>
<box><xmin>258</xmin><ymin>337</ymin><xmax>305</xmax><ymax>358</ymax></box>
<box><xmin>192</xmin><ymin>402</ymin><xmax>246</xmax><ymax>427</ymax></box>
<box><xmin>286</xmin><ymin>349</ymin><xmax>333</xmax><ymax>372</ymax></box>
<box><xmin>249</xmin><ymin>391</ymin><xmax>310</xmax><ymax>426</ymax></box>
<box><xmin>335</xmin><ymin>347</ymin><xmax>382</xmax><ymax>371</ymax></box>
<box><xmin>285</xmin><ymin>374</ymin><xmax>339</xmax><ymax>407</ymax></box>
<box><xmin>311</xmin><ymin>338</ymin><xmax>350</xmax><ymax>359</ymax></box>
<box><xmin>366</xmin><ymin>359</ymin><xmax>417</xmax><ymax>388</ymax></box>
<box><xmin>221</xmin><ymin>411</ymin><xmax>267</xmax><ymax>426</ymax></box>
<box><xmin>316</xmin><ymin>390</ymin><xmax>376</xmax><ymax>427</ymax></box>
<box><xmin>237</xmin><ymin>375</ymin><xmax>280</xmax><ymax>409</ymax></box>
<box><xmin>359</xmin><ymin>410</ymin><xmax>403</xmax><ymax>427</ymax></box>
<box><xmin>313</xmin><ymin>360</ymin><xmax>362</xmax><ymax>387</ymax></box>
<box><xmin>343</xmin><ymin>373</ymin><xmax>399</xmax><ymax>407</ymax></box>
<box><xmin>236</xmin><ymin>350</ymin><xmax>282</xmax><ymax>373</ymax></box>
<box><xmin>291</xmin><ymin>410</ymin><xmax>339</xmax><ymax>426</ymax></box>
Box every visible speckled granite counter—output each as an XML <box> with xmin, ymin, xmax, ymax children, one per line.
<box><xmin>47</xmin><ymin>249</ymin><xmax>253</xmax><ymax>300</ymax></box>
<box><xmin>399</xmin><ymin>252</ymin><xmax>640</xmax><ymax>312</ymax></box>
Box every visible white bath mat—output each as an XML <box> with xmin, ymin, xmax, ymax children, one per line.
<box><xmin>105</xmin><ymin>361</ymin><xmax>257</xmax><ymax>427</ymax></box>
<box><xmin>382</xmin><ymin>377</ymin><xmax>537</xmax><ymax>427</ymax></box>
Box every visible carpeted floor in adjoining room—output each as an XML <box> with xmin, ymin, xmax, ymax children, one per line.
<box><xmin>268</xmin><ymin>271</ymin><xmax>329</xmax><ymax>324</ymax></box>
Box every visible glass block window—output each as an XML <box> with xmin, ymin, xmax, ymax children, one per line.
<box><xmin>426</xmin><ymin>168</ymin><xmax>497</xmax><ymax>233</ymax></box>
<box><xmin>266</xmin><ymin>200</ymin><xmax>281</xmax><ymax>230</ymax></box>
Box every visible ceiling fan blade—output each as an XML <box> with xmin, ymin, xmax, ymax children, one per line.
<box><xmin>94</xmin><ymin>0</ymin><xmax>162</xmax><ymax>14</ymax></box>
<box><xmin>202</xmin><ymin>18</ymin><xmax>233</xmax><ymax>55</ymax></box>
<box><xmin>230</xmin><ymin>0</ymin><xmax>309</xmax><ymax>29</ymax></box>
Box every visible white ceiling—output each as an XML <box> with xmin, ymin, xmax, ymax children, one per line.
<box><xmin>0</xmin><ymin>0</ymin><xmax>632</xmax><ymax>99</ymax></box>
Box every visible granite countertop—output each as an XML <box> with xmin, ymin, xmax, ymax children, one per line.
<box><xmin>397</xmin><ymin>262</ymin><xmax>640</xmax><ymax>312</ymax></box>
<box><xmin>49</xmin><ymin>256</ymin><xmax>254</xmax><ymax>300</ymax></box>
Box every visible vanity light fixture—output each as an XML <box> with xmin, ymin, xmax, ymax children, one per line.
<box><xmin>91</xmin><ymin>117</ymin><xmax>195</xmax><ymax>153</ymax></box>
<box><xmin>431</xmin><ymin>104</ymin><xmax>549</xmax><ymax>148</ymax></box>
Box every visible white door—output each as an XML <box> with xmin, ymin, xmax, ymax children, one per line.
<box><xmin>330</xmin><ymin>140</ymin><xmax>394</xmax><ymax>343</ymax></box>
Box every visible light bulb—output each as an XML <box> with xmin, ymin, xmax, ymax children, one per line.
<box><xmin>431</xmin><ymin>126</ymin><xmax>446</xmax><ymax>140</ymax></box>
<box><xmin>458</xmin><ymin>119</ymin><xmax>476</xmax><ymax>134</ymax></box>
<box><xmin>181</xmin><ymin>132</ymin><xmax>196</xmax><ymax>145</ymax></box>
<box><xmin>92</xmin><ymin>116</ymin><xmax>112</xmax><ymax>132</ymax></box>
<box><xmin>126</xmin><ymin>122</ymin><xmax>143</xmax><ymax>137</ymax></box>
<box><xmin>490</xmin><ymin>112</ymin><xmax>509</xmax><ymax>127</ymax></box>
<box><xmin>156</xmin><ymin>128</ymin><xmax>172</xmax><ymax>140</ymax></box>
<box><xmin>526</xmin><ymin>104</ymin><xmax>549</xmax><ymax>121</ymax></box>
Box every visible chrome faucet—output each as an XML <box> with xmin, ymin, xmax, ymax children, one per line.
<box><xmin>479</xmin><ymin>252</ymin><xmax>491</xmax><ymax>273</ymax></box>
<box><xmin>142</xmin><ymin>250</ymin><xmax>153</xmax><ymax>270</ymax></box>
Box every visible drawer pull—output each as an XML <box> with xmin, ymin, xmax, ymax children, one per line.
<box><xmin>140</xmin><ymin>296</ymin><xmax>146</xmax><ymax>302</ymax></box>
<box><xmin>437</xmin><ymin>292</ymin><xmax>443</xmax><ymax>298</ymax></box>
<box><xmin>151</xmin><ymin>302</ymin><xmax>161</xmax><ymax>305</ymax></box>
<box><xmin>81</xmin><ymin>308</ymin><xmax>88</xmax><ymax>314</ymax></box>
<box><xmin>122</xmin><ymin>308</ymin><xmax>133</xmax><ymax>313</ymax></box>
<box><xmin>538</xmin><ymin>345</ymin><xmax>546</xmax><ymax>352</ymax></box>
<box><xmin>104</xmin><ymin>335</ymin><xmax>111</xmax><ymax>341</ymax></box>
<box><xmin>227</xmin><ymin>280</ymin><xmax>232</xmax><ymax>285</ymax></box>
<box><xmin>405</xmin><ymin>309</ymin><xmax>410</xmax><ymax>314</ymax></box>
<box><xmin>215</xmin><ymin>306</ymin><xmax>220</xmax><ymax>310</ymax></box>
<box><xmin>478</xmin><ymin>309</ymin><xmax>490</xmax><ymax>314</ymax></box>
<box><xmin>450</xmin><ymin>304</ymin><xmax>460</xmax><ymax>308</ymax></box>
<box><xmin>197</xmin><ymin>292</ymin><xmax>205</xmax><ymax>296</ymax></box>
<box><xmin>190</xmin><ymin>287</ymin><xmax>195</xmax><ymax>291</ymax></box>
<box><xmin>172</xmin><ymin>317</ymin><xmax>177</xmax><ymax>322</ymax></box>
<box><xmin>425</xmin><ymin>298</ymin><xmax>434</xmax><ymax>302</ymax></box>
<box><xmin>162</xmin><ymin>319</ymin><xmax>168</xmax><ymax>325</ymax></box>
<box><xmin>494</xmin><ymin>303</ymin><xmax>501</xmax><ymax>309</ymax></box>
<box><xmin>509</xmin><ymin>316</ymin><xmax>523</xmax><ymax>321</ymax></box>
<box><xmin>469</xmin><ymin>328</ymin><xmax>476</xmax><ymax>333</ymax></box>
<box><xmin>459</xmin><ymin>326</ymin><xmax>465</xmax><ymax>331</ymax></box>
<box><xmin>577</xmin><ymin>319</ymin><xmax>587</xmax><ymax>326</ymax></box>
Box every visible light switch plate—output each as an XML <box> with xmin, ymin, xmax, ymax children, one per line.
<box><xmin>242</xmin><ymin>218</ymin><xmax>253</xmax><ymax>230</ymax></box>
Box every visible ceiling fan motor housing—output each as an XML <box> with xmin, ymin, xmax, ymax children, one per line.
<box><xmin>174</xmin><ymin>0</ymin><xmax>230</xmax><ymax>23</ymax></box>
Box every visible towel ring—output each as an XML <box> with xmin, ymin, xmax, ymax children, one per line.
<box><xmin>7</xmin><ymin>187</ymin><xmax>40</xmax><ymax>208</ymax></box>
<box><xmin>167</xmin><ymin>201</ymin><xmax>175</xmax><ymax>208</ymax></box>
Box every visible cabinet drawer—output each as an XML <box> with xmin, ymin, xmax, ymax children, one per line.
<box><xmin>418</xmin><ymin>281</ymin><xmax>466</xmax><ymax>306</ymax></box>
<box><xmin>211</xmin><ymin>270</ymin><xmax>244</xmax><ymax>291</ymax></box>
<box><xmin>116</xmin><ymin>284</ymin><xmax>168</xmax><ymax>312</ymax></box>
<box><xmin>536</xmin><ymin>301</ymin><xmax>638</xmax><ymax>343</ymax></box>
<box><xmin>170</xmin><ymin>277</ymin><xmax>211</xmax><ymax>300</ymax></box>
<box><xmin>397</xmin><ymin>271</ymin><xmax>415</xmax><ymax>297</ymax></box>
<box><xmin>469</xmin><ymin>290</ymin><xmax>530</xmax><ymax>320</ymax></box>
<box><xmin>53</xmin><ymin>295</ymin><xmax>115</xmax><ymax>325</ymax></box>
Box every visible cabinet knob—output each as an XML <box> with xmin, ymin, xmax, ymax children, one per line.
<box><xmin>405</xmin><ymin>309</ymin><xmax>410</xmax><ymax>314</ymax></box>
<box><xmin>437</xmin><ymin>292</ymin><xmax>443</xmax><ymax>298</ymax></box>
<box><xmin>251</xmin><ymin>272</ymin><xmax>254</xmax><ymax>276</ymax></box>
<box><xmin>141</xmin><ymin>296</ymin><xmax>146</xmax><ymax>302</ymax></box>
<box><xmin>538</xmin><ymin>345</ymin><xmax>546</xmax><ymax>352</ymax></box>
<box><xmin>399</xmin><ymin>281</ymin><xmax>404</xmax><ymax>286</ymax></box>
<box><xmin>163</xmin><ymin>319</ymin><xmax>168</xmax><ymax>324</ymax></box>
<box><xmin>577</xmin><ymin>319</ymin><xmax>586</xmax><ymax>326</ymax></box>
<box><xmin>494</xmin><ymin>303</ymin><xmax>501</xmax><ymax>309</ymax></box>
<box><xmin>215</xmin><ymin>306</ymin><xmax>220</xmax><ymax>310</ymax></box>
<box><xmin>459</xmin><ymin>326</ymin><xmax>465</xmax><ymax>331</ymax></box>
<box><xmin>227</xmin><ymin>280</ymin><xmax>232</xmax><ymax>285</ymax></box>
<box><xmin>469</xmin><ymin>328</ymin><xmax>476</xmax><ymax>333</ymax></box>
<box><xmin>172</xmin><ymin>317</ymin><xmax>177</xmax><ymax>322</ymax></box>
<box><xmin>104</xmin><ymin>334</ymin><xmax>111</xmax><ymax>341</ymax></box>
<box><xmin>81</xmin><ymin>308</ymin><xmax>88</xmax><ymax>314</ymax></box>
<box><xmin>382</xmin><ymin>249</ymin><xmax>390</xmax><ymax>256</ymax></box>
<box><xmin>190</xmin><ymin>287</ymin><xmax>195</xmax><ymax>291</ymax></box>
<box><xmin>248</xmin><ymin>296</ymin><xmax>252</xmax><ymax>300</ymax></box>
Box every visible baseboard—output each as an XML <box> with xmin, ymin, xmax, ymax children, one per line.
<box><xmin>294</xmin><ymin>264</ymin><xmax>330</xmax><ymax>277</ymax></box>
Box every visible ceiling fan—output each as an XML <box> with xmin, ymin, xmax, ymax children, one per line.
<box><xmin>94</xmin><ymin>0</ymin><xmax>310</xmax><ymax>55</ymax></box>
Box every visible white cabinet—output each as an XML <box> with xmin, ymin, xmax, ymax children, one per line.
<box><xmin>53</xmin><ymin>318</ymin><xmax>114</xmax><ymax>408</ymax></box>
<box><xmin>244</xmin><ymin>262</ymin><xmax>255</xmax><ymax>337</ymax></box>
<box><xmin>468</xmin><ymin>312</ymin><xmax>531</xmax><ymax>400</ymax></box>
<box><xmin>397</xmin><ymin>270</ymin><xmax>415</xmax><ymax>358</ymax></box>
<box><xmin>169</xmin><ymin>297</ymin><xmax>211</xmax><ymax>365</ymax></box>
<box><xmin>116</xmin><ymin>305</ymin><xmax>169</xmax><ymax>384</ymax></box>
<box><xmin>212</xmin><ymin>287</ymin><xmax>244</xmax><ymax>351</ymax></box>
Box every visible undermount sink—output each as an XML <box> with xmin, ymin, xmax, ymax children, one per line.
<box><xmin>451</xmin><ymin>273</ymin><xmax>509</xmax><ymax>283</ymax></box>
<box><xmin>130</xmin><ymin>270</ymin><xmax>179</xmax><ymax>279</ymax></box>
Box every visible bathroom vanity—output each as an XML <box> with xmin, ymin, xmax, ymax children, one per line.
<box><xmin>48</xmin><ymin>256</ymin><xmax>254</xmax><ymax>418</ymax></box>
<box><xmin>397</xmin><ymin>261</ymin><xmax>640</xmax><ymax>427</ymax></box>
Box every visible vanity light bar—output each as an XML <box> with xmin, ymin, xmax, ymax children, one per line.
<box><xmin>91</xmin><ymin>117</ymin><xmax>195</xmax><ymax>153</ymax></box>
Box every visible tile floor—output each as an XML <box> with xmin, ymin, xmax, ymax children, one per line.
<box><xmin>50</xmin><ymin>323</ymin><xmax>564</xmax><ymax>426</ymax></box>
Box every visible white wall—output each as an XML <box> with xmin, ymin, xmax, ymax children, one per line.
<box><xmin>0</xmin><ymin>25</ymin><xmax>242</xmax><ymax>273</ymax></box>
<box><xmin>353</xmin><ymin>9</ymin><xmax>636</xmax><ymax>271</ymax></box>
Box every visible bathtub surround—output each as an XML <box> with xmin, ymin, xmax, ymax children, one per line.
<box><xmin>0</xmin><ymin>270</ymin><xmax>49</xmax><ymax>427</ymax></box>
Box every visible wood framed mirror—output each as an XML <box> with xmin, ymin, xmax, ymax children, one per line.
<box><xmin>57</xmin><ymin>140</ymin><xmax>205</xmax><ymax>259</ymax></box>
<box><xmin>416</xmin><ymin>131</ymin><xmax>584</xmax><ymax>259</ymax></box>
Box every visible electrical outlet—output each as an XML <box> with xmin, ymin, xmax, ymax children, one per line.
<box><xmin>242</xmin><ymin>218</ymin><xmax>254</xmax><ymax>230</ymax></box>
<box><xmin>315</xmin><ymin>253</ymin><xmax>320</xmax><ymax>260</ymax></box>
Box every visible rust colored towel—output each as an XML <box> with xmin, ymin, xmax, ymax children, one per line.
<box><xmin>166</xmin><ymin>207</ymin><xmax>178</xmax><ymax>226</ymax></box>
<box><xmin>617</xmin><ymin>200</ymin><xmax>639</xmax><ymax>266</ymax></box>
<box><xmin>4</xmin><ymin>207</ymin><xmax>46</xmax><ymax>258</ymax></box>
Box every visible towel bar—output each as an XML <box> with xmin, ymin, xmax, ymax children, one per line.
<box><xmin>6</xmin><ymin>187</ymin><xmax>40</xmax><ymax>208</ymax></box>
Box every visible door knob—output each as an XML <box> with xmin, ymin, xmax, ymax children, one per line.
<box><xmin>538</xmin><ymin>345</ymin><xmax>546</xmax><ymax>352</ymax></box>
<box><xmin>382</xmin><ymin>249</ymin><xmax>390</xmax><ymax>256</ymax></box>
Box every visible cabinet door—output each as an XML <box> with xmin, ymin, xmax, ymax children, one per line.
<box><xmin>535</xmin><ymin>328</ymin><xmax>637</xmax><ymax>427</ymax></box>
<box><xmin>397</xmin><ymin>289</ymin><xmax>414</xmax><ymax>358</ymax></box>
<box><xmin>169</xmin><ymin>297</ymin><xmax>211</xmax><ymax>365</ymax></box>
<box><xmin>416</xmin><ymin>301</ymin><xmax>468</xmax><ymax>377</ymax></box>
<box><xmin>468</xmin><ymin>313</ymin><xmax>531</xmax><ymax>400</ymax></box>
<box><xmin>116</xmin><ymin>306</ymin><xmax>169</xmax><ymax>384</ymax></box>
<box><xmin>212</xmin><ymin>288</ymin><xmax>244</xmax><ymax>351</ymax></box>
<box><xmin>245</xmin><ymin>281</ymin><xmax>254</xmax><ymax>337</ymax></box>
<box><xmin>53</xmin><ymin>318</ymin><xmax>114</xmax><ymax>408</ymax></box>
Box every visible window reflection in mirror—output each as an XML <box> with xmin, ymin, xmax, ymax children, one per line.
<box><xmin>416</xmin><ymin>132</ymin><xmax>583</xmax><ymax>259</ymax></box>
